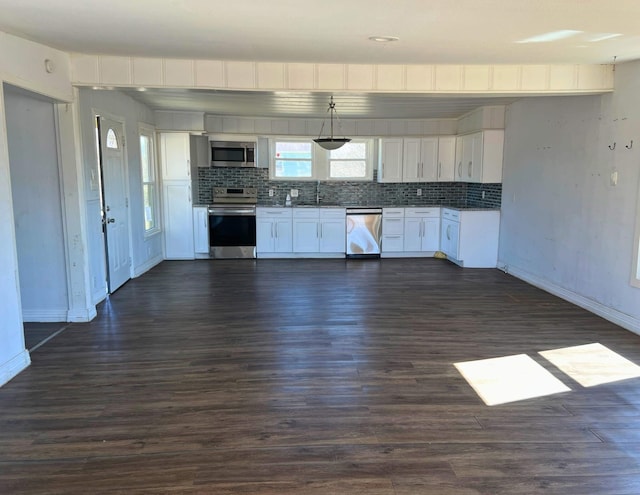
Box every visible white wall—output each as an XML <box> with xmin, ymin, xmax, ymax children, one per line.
<box><xmin>499</xmin><ymin>60</ymin><xmax>640</xmax><ymax>333</ymax></box>
<box><xmin>0</xmin><ymin>32</ymin><xmax>74</xmax><ymax>385</ymax></box>
<box><xmin>4</xmin><ymin>84</ymin><xmax>69</xmax><ymax>321</ymax></box>
<box><xmin>77</xmin><ymin>88</ymin><xmax>161</xmax><ymax>303</ymax></box>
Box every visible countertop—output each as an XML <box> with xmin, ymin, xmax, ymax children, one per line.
<box><xmin>197</xmin><ymin>204</ymin><xmax>499</xmax><ymax>211</ymax></box>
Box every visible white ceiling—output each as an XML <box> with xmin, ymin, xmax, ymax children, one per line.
<box><xmin>1</xmin><ymin>0</ymin><xmax>639</xmax><ymax>64</ymax></box>
<box><xmin>1</xmin><ymin>0</ymin><xmax>636</xmax><ymax>118</ymax></box>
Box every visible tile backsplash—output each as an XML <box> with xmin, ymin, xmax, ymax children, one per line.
<box><xmin>197</xmin><ymin>168</ymin><xmax>502</xmax><ymax>208</ymax></box>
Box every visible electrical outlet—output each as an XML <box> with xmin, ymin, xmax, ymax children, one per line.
<box><xmin>268</xmin><ymin>189</ymin><xmax>274</xmax><ymax>197</ymax></box>
<box><xmin>290</xmin><ymin>189</ymin><xmax>299</xmax><ymax>198</ymax></box>
<box><xmin>416</xmin><ymin>188</ymin><xmax>422</xmax><ymax>196</ymax></box>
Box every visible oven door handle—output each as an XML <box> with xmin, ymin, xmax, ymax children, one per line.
<box><xmin>208</xmin><ymin>208</ymin><xmax>256</xmax><ymax>216</ymax></box>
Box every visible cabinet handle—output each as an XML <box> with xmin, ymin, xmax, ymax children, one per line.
<box><xmin>317</xmin><ymin>224</ymin><xmax>320</xmax><ymax>238</ymax></box>
<box><xmin>275</xmin><ymin>223</ymin><xmax>278</xmax><ymax>238</ymax></box>
<box><xmin>382</xmin><ymin>163</ymin><xmax>385</xmax><ymax>179</ymax></box>
<box><xmin>447</xmin><ymin>224</ymin><xmax>451</xmax><ymax>240</ymax></box>
<box><xmin>271</xmin><ymin>223</ymin><xmax>274</xmax><ymax>238</ymax></box>
<box><xmin>438</xmin><ymin>162</ymin><xmax>441</xmax><ymax>178</ymax></box>
<box><xmin>458</xmin><ymin>162</ymin><xmax>462</xmax><ymax>178</ymax></box>
<box><xmin>467</xmin><ymin>161</ymin><xmax>472</xmax><ymax>177</ymax></box>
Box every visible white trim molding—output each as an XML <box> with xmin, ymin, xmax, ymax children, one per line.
<box><xmin>71</xmin><ymin>54</ymin><xmax>614</xmax><ymax>95</ymax></box>
<box><xmin>500</xmin><ymin>263</ymin><xmax>640</xmax><ymax>336</ymax></box>
<box><xmin>22</xmin><ymin>309</ymin><xmax>68</xmax><ymax>322</ymax></box>
<box><xmin>0</xmin><ymin>350</ymin><xmax>30</xmax><ymax>387</ymax></box>
<box><xmin>133</xmin><ymin>253</ymin><xmax>163</xmax><ymax>278</ymax></box>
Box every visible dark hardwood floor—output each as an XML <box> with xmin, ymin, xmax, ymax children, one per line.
<box><xmin>2</xmin><ymin>259</ymin><xmax>640</xmax><ymax>494</ymax></box>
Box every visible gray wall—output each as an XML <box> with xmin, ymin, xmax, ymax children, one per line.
<box><xmin>77</xmin><ymin>88</ymin><xmax>160</xmax><ymax>303</ymax></box>
<box><xmin>4</xmin><ymin>84</ymin><xmax>68</xmax><ymax>321</ymax></box>
<box><xmin>499</xmin><ymin>60</ymin><xmax>640</xmax><ymax>332</ymax></box>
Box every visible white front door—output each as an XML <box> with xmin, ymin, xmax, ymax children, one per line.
<box><xmin>99</xmin><ymin>117</ymin><xmax>131</xmax><ymax>292</ymax></box>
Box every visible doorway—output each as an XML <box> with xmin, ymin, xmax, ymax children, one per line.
<box><xmin>95</xmin><ymin>115</ymin><xmax>131</xmax><ymax>293</ymax></box>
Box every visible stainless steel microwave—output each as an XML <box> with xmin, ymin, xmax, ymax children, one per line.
<box><xmin>211</xmin><ymin>141</ymin><xmax>256</xmax><ymax>167</ymax></box>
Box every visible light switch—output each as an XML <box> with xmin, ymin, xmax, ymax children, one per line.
<box><xmin>290</xmin><ymin>189</ymin><xmax>299</xmax><ymax>198</ymax></box>
<box><xmin>610</xmin><ymin>170</ymin><xmax>618</xmax><ymax>186</ymax></box>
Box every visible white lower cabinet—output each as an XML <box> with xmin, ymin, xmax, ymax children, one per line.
<box><xmin>440</xmin><ymin>208</ymin><xmax>500</xmax><ymax>268</ymax></box>
<box><xmin>381</xmin><ymin>208</ymin><xmax>405</xmax><ymax>253</ymax></box>
<box><xmin>163</xmin><ymin>182</ymin><xmax>194</xmax><ymax>259</ymax></box>
<box><xmin>292</xmin><ymin>208</ymin><xmax>346</xmax><ymax>256</ymax></box>
<box><xmin>319</xmin><ymin>209</ymin><xmax>346</xmax><ymax>253</ymax></box>
<box><xmin>404</xmin><ymin>207</ymin><xmax>440</xmax><ymax>253</ymax></box>
<box><xmin>193</xmin><ymin>206</ymin><xmax>209</xmax><ymax>257</ymax></box>
<box><xmin>256</xmin><ymin>208</ymin><xmax>293</xmax><ymax>255</ymax></box>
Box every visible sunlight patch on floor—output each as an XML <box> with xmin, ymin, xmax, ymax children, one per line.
<box><xmin>455</xmin><ymin>354</ymin><xmax>571</xmax><ymax>406</ymax></box>
<box><xmin>539</xmin><ymin>343</ymin><xmax>640</xmax><ymax>387</ymax></box>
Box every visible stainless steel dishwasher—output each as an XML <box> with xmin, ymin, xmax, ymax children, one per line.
<box><xmin>346</xmin><ymin>207</ymin><xmax>383</xmax><ymax>258</ymax></box>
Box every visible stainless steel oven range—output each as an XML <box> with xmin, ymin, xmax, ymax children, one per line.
<box><xmin>208</xmin><ymin>187</ymin><xmax>257</xmax><ymax>259</ymax></box>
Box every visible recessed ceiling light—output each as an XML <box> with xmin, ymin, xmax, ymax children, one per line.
<box><xmin>368</xmin><ymin>36</ymin><xmax>399</xmax><ymax>43</ymax></box>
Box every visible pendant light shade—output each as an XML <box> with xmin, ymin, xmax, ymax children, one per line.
<box><xmin>313</xmin><ymin>96</ymin><xmax>351</xmax><ymax>150</ymax></box>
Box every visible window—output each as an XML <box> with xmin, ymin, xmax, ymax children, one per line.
<box><xmin>106</xmin><ymin>128</ymin><xmax>118</xmax><ymax>149</ymax></box>
<box><xmin>328</xmin><ymin>141</ymin><xmax>369</xmax><ymax>179</ymax></box>
<box><xmin>269</xmin><ymin>138</ymin><xmax>373</xmax><ymax>181</ymax></box>
<box><xmin>273</xmin><ymin>140</ymin><xmax>313</xmax><ymax>179</ymax></box>
<box><xmin>139</xmin><ymin>125</ymin><xmax>160</xmax><ymax>236</ymax></box>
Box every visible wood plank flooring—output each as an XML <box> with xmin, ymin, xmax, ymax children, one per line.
<box><xmin>2</xmin><ymin>259</ymin><xmax>640</xmax><ymax>494</ymax></box>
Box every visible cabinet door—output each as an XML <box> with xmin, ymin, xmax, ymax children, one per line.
<box><xmin>256</xmin><ymin>218</ymin><xmax>275</xmax><ymax>253</ymax></box>
<box><xmin>163</xmin><ymin>183</ymin><xmax>194</xmax><ymax>259</ymax></box>
<box><xmin>193</xmin><ymin>207</ymin><xmax>209</xmax><ymax>254</ymax></box>
<box><xmin>293</xmin><ymin>219</ymin><xmax>319</xmax><ymax>252</ymax></box>
<box><xmin>402</xmin><ymin>138</ymin><xmax>421</xmax><ymax>182</ymax></box>
<box><xmin>319</xmin><ymin>219</ymin><xmax>346</xmax><ymax>253</ymax></box>
<box><xmin>437</xmin><ymin>136</ymin><xmax>456</xmax><ymax>182</ymax></box>
<box><xmin>463</xmin><ymin>134</ymin><xmax>474</xmax><ymax>181</ymax></box>
<box><xmin>470</xmin><ymin>132</ymin><xmax>484</xmax><ymax>183</ymax></box>
<box><xmin>160</xmin><ymin>133</ymin><xmax>190</xmax><ymax>180</ymax></box>
<box><xmin>274</xmin><ymin>219</ymin><xmax>293</xmax><ymax>252</ymax></box>
<box><xmin>383</xmin><ymin>217</ymin><xmax>404</xmax><ymax>236</ymax></box>
<box><xmin>455</xmin><ymin>136</ymin><xmax>464</xmax><ymax>181</ymax></box>
<box><xmin>378</xmin><ymin>138</ymin><xmax>403</xmax><ymax>182</ymax></box>
<box><xmin>422</xmin><ymin>217</ymin><xmax>440</xmax><ymax>251</ymax></box>
<box><xmin>420</xmin><ymin>138</ymin><xmax>439</xmax><ymax>182</ymax></box>
<box><xmin>189</xmin><ymin>135</ymin><xmax>210</xmax><ymax>168</ymax></box>
<box><xmin>441</xmin><ymin>219</ymin><xmax>460</xmax><ymax>259</ymax></box>
<box><xmin>403</xmin><ymin>217</ymin><xmax>422</xmax><ymax>252</ymax></box>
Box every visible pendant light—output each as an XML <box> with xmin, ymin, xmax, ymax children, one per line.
<box><xmin>313</xmin><ymin>96</ymin><xmax>351</xmax><ymax>150</ymax></box>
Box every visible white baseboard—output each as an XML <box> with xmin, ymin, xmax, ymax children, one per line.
<box><xmin>381</xmin><ymin>252</ymin><xmax>435</xmax><ymax>258</ymax></box>
<box><xmin>503</xmin><ymin>263</ymin><xmax>640</xmax><ymax>336</ymax></box>
<box><xmin>133</xmin><ymin>254</ymin><xmax>163</xmax><ymax>278</ymax></box>
<box><xmin>67</xmin><ymin>306</ymin><xmax>97</xmax><ymax>322</ymax></box>
<box><xmin>22</xmin><ymin>309</ymin><xmax>67</xmax><ymax>322</ymax></box>
<box><xmin>0</xmin><ymin>350</ymin><xmax>30</xmax><ymax>387</ymax></box>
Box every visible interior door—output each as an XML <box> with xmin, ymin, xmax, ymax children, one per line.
<box><xmin>99</xmin><ymin>117</ymin><xmax>131</xmax><ymax>292</ymax></box>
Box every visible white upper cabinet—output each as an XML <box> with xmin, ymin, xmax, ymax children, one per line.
<box><xmin>160</xmin><ymin>133</ymin><xmax>191</xmax><ymax>181</ymax></box>
<box><xmin>379</xmin><ymin>136</ymin><xmax>456</xmax><ymax>183</ymax></box>
<box><xmin>455</xmin><ymin>130</ymin><xmax>504</xmax><ymax>183</ymax></box>
<box><xmin>378</xmin><ymin>138</ymin><xmax>404</xmax><ymax>182</ymax></box>
<box><xmin>402</xmin><ymin>138</ymin><xmax>438</xmax><ymax>182</ymax></box>
<box><xmin>436</xmin><ymin>136</ymin><xmax>456</xmax><ymax>182</ymax></box>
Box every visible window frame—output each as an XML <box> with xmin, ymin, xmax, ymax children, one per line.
<box><xmin>138</xmin><ymin>124</ymin><xmax>161</xmax><ymax>238</ymax></box>
<box><xmin>326</xmin><ymin>139</ymin><xmax>373</xmax><ymax>181</ymax></box>
<box><xmin>268</xmin><ymin>137</ymin><xmax>373</xmax><ymax>182</ymax></box>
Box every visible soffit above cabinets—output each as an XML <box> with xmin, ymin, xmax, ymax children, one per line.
<box><xmin>118</xmin><ymin>88</ymin><xmax>521</xmax><ymax>120</ymax></box>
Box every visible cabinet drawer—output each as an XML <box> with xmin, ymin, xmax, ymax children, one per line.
<box><xmin>292</xmin><ymin>208</ymin><xmax>320</xmax><ymax>219</ymax></box>
<box><xmin>257</xmin><ymin>208</ymin><xmax>292</xmax><ymax>218</ymax></box>
<box><xmin>383</xmin><ymin>208</ymin><xmax>404</xmax><ymax>218</ymax></box>
<box><xmin>382</xmin><ymin>217</ymin><xmax>404</xmax><ymax>236</ymax></box>
<box><xmin>405</xmin><ymin>207</ymin><xmax>440</xmax><ymax>218</ymax></box>
<box><xmin>382</xmin><ymin>235</ymin><xmax>404</xmax><ymax>252</ymax></box>
<box><xmin>320</xmin><ymin>208</ymin><xmax>346</xmax><ymax>219</ymax></box>
<box><xmin>441</xmin><ymin>208</ymin><xmax>460</xmax><ymax>220</ymax></box>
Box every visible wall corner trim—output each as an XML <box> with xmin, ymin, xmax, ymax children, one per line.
<box><xmin>0</xmin><ymin>350</ymin><xmax>31</xmax><ymax>388</ymax></box>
